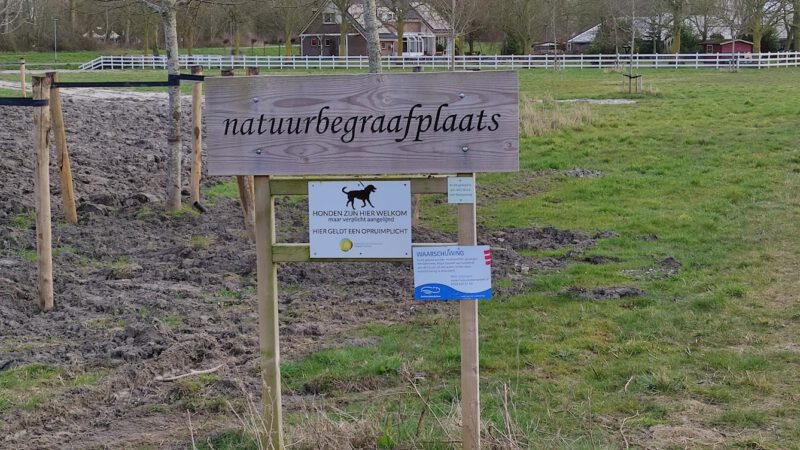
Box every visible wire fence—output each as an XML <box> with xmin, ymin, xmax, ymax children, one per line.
<box><xmin>76</xmin><ymin>52</ymin><xmax>800</xmax><ymax>71</ymax></box>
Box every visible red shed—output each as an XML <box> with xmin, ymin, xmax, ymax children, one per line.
<box><xmin>700</xmin><ymin>39</ymin><xmax>754</xmax><ymax>53</ymax></box>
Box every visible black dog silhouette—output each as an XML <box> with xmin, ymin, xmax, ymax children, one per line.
<box><xmin>342</xmin><ymin>185</ymin><xmax>377</xmax><ymax>209</ymax></box>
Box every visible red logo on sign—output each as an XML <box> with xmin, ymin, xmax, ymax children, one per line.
<box><xmin>483</xmin><ymin>248</ymin><xmax>492</xmax><ymax>265</ymax></box>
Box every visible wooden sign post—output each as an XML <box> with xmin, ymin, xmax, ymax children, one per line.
<box><xmin>457</xmin><ymin>172</ymin><xmax>480</xmax><ymax>449</ymax></box>
<box><xmin>205</xmin><ymin>72</ymin><xmax>518</xmax><ymax>449</ymax></box>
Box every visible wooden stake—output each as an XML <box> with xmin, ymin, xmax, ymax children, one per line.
<box><xmin>254</xmin><ymin>176</ymin><xmax>284</xmax><ymax>449</ymax></box>
<box><xmin>190</xmin><ymin>66</ymin><xmax>203</xmax><ymax>205</ymax></box>
<box><xmin>33</xmin><ymin>76</ymin><xmax>54</xmax><ymax>312</ymax></box>
<box><xmin>238</xmin><ymin>176</ymin><xmax>256</xmax><ymax>242</ymax></box>
<box><xmin>411</xmin><ymin>193</ymin><xmax>421</xmax><ymax>227</ymax></box>
<box><xmin>457</xmin><ymin>172</ymin><xmax>480</xmax><ymax>450</ymax></box>
<box><xmin>46</xmin><ymin>72</ymin><xmax>77</xmax><ymax>225</ymax></box>
<box><xmin>222</xmin><ymin>68</ymin><xmax>256</xmax><ymax>242</ymax></box>
<box><xmin>19</xmin><ymin>58</ymin><xmax>26</xmax><ymax>98</ymax></box>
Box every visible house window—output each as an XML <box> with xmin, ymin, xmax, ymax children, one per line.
<box><xmin>380</xmin><ymin>11</ymin><xmax>396</xmax><ymax>22</ymax></box>
<box><xmin>706</xmin><ymin>44</ymin><xmax>713</xmax><ymax>53</ymax></box>
<box><xmin>323</xmin><ymin>12</ymin><xmax>336</xmax><ymax>24</ymax></box>
<box><xmin>324</xmin><ymin>38</ymin><xmax>332</xmax><ymax>47</ymax></box>
<box><xmin>311</xmin><ymin>38</ymin><xmax>319</xmax><ymax>46</ymax></box>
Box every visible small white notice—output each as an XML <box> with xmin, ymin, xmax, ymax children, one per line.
<box><xmin>309</xmin><ymin>181</ymin><xmax>411</xmax><ymax>258</ymax></box>
<box><xmin>448</xmin><ymin>177</ymin><xmax>475</xmax><ymax>204</ymax></box>
<box><xmin>413</xmin><ymin>246</ymin><xmax>492</xmax><ymax>300</ymax></box>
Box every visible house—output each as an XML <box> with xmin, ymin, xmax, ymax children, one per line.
<box><xmin>567</xmin><ymin>25</ymin><xmax>599</xmax><ymax>54</ymax></box>
<box><xmin>699</xmin><ymin>39</ymin><xmax>754</xmax><ymax>54</ymax></box>
<box><xmin>300</xmin><ymin>0</ymin><xmax>451</xmax><ymax>57</ymax></box>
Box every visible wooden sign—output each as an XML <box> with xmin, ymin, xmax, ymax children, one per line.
<box><xmin>204</xmin><ymin>71</ymin><xmax>519</xmax><ymax>176</ymax></box>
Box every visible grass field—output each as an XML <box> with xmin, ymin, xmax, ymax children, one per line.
<box><xmin>2</xmin><ymin>67</ymin><xmax>799</xmax><ymax>448</ymax></box>
<box><xmin>205</xmin><ymin>68</ymin><xmax>799</xmax><ymax>448</ymax></box>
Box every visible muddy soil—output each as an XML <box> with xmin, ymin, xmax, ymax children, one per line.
<box><xmin>1</xmin><ymin>96</ymin><xmax>612</xmax><ymax>449</ymax></box>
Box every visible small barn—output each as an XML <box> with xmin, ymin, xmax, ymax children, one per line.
<box><xmin>567</xmin><ymin>25</ymin><xmax>599</xmax><ymax>54</ymax></box>
<box><xmin>699</xmin><ymin>39</ymin><xmax>754</xmax><ymax>54</ymax></box>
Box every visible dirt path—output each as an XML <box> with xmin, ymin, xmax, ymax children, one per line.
<box><xmin>0</xmin><ymin>79</ymin><xmax>187</xmax><ymax>101</ymax></box>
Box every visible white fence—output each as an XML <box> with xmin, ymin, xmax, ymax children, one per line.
<box><xmin>78</xmin><ymin>52</ymin><xmax>800</xmax><ymax>71</ymax></box>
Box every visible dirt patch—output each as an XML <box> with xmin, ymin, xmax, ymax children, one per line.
<box><xmin>565</xmin><ymin>168</ymin><xmax>604</xmax><ymax>178</ymax></box>
<box><xmin>488</xmin><ymin>226</ymin><xmax>600</xmax><ymax>251</ymax></box>
<box><xmin>565</xmin><ymin>286</ymin><xmax>646</xmax><ymax>300</ymax></box>
<box><xmin>557</xmin><ymin>98</ymin><xmax>637</xmax><ymax>105</ymax></box>
<box><xmin>639</xmin><ymin>400</ymin><xmax>726</xmax><ymax>448</ymax></box>
<box><xmin>477</xmin><ymin>170</ymin><xmax>554</xmax><ymax>201</ymax></box>
<box><xmin>622</xmin><ymin>256</ymin><xmax>682</xmax><ymax>280</ymax></box>
<box><xmin>0</xmin><ymin>96</ymin><xmax>616</xmax><ymax>448</ymax></box>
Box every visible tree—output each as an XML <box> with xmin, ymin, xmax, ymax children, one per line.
<box><xmin>226</xmin><ymin>2</ymin><xmax>248</xmax><ymax>56</ymax></box>
<box><xmin>362</xmin><ymin>0</ymin><xmax>381</xmax><ymax>72</ymax></box>
<box><xmin>793</xmin><ymin>0</ymin><xmax>800</xmax><ymax>50</ymax></box>
<box><xmin>99</xmin><ymin>0</ymin><xmax>191</xmax><ymax>211</ymax></box>
<box><xmin>331</xmin><ymin>0</ymin><xmax>353</xmax><ymax>56</ymax></box>
<box><xmin>177</xmin><ymin>0</ymin><xmax>201</xmax><ymax>54</ymax></box>
<box><xmin>0</xmin><ymin>0</ymin><xmax>25</xmax><ymax>35</ymax></box>
<box><xmin>662</xmin><ymin>0</ymin><xmax>688</xmax><ymax>53</ymax></box>
<box><xmin>501</xmin><ymin>0</ymin><xmax>541</xmax><ymax>54</ymax></box>
<box><xmin>687</xmin><ymin>0</ymin><xmax>725</xmax><ymax>42</ymax></box>
<box><xmin>382</xmin><ymin>0</ymin><xmax>414</xmax><ymax>55</ymax></box>
<box><xmin>429</xmin><ymin>0</ymin><xmax>483</xmax><ymax>66</ymax></box>
<box><xmin>736</xmin><ymin>0</ymin><xmax>782</xmax><ymax>52</ymax></box>
<box><xmin>263</xmin><ymin>0</ymin><xmax>319</xmax><ymax>56</ymax></box>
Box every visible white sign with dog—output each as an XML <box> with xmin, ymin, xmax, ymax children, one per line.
<box><xmin>308</xmin><ymin>181</ymin><xmax>412</xmax><ymax>258</ymax></box>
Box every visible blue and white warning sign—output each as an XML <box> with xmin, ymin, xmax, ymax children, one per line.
<box><xmin>413</xmin><ymin>245</ymin><xmax>492</xmax><ymax>300</ymax></box>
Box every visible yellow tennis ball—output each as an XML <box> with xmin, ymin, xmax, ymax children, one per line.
<box><xmin>340</xmin><ymin>238</ymin><xmax>353</xmax><ymax>252</ymax></box>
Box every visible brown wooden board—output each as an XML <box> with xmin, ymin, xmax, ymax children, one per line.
<box><xmin>204</xmin><ymin>71</ymin><xmax>519</xmax><ymax>176</ymax></box>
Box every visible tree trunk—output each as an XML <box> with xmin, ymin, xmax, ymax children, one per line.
<box><xmin>187</xmin><ymin>26</ymin><xmax>194</xmax><ymax>55</ymax></box>
<box><xmin>163</xmin><ymin>7</ymin><xmax>182</xmax><ymax>212</ymax></box>
<box><xmin>339</xmin><ymin>17</ymin><xmax>348</xmax><ymax>57</ymax></box>
<box><xmin>143</xmin><ymin>24</ymin><xmax>150</xmax><ymax>55</ymax></box>
<box><xmin>753</xmin><ymin>19</ymin><xmax>762</xmax><ymax>53</ymax></box>
<box><xmin>671</xmin><ymin>22</ymin><xmax>681</xmax><ymax>53</ymax></box>
<box><xmin>234</xmin><ymin>21</ymin><xmax>241</xmax><ymax>56</ymax></box>
<box><xmin>284</xmin><ymin>37</ymin><xmax>292</xmax><ymax>56</ymax></box>
<box><xmin>284</xmin><ymin>22</ymin><xmax>293</xmax><ymax>56</ymax></box>
<box><xmin>518</xmin><ymin>36</ymin><xmax>530</xmax><ymax>55</ymax></box>
<box><xmin>794</xmin><ymin>0</ymin><xmax>800</xmax><ymax>51</ymax></box>
<box><xmin>69</xmin><ymin>0</ymin><xmax>78</xmax><ymax>32</ymax></box>
<box><xmin>1</xmin><ymin>1</ymin><xmax>7</xmax><ymax>35</ymax></box>
<box><xmin>363</xmin><ymin>0</ymin><xmax>381</xmax><ymax>73</ymax></box>
<box><xmin>396</xmin><ymin>16</ymin><xmax>405</xmax><ymax>55</ymax></box>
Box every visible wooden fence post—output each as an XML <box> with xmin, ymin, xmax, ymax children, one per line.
<box><xmin>190</xmin><ymin>66</ymin><xmax>204</xmax><ymax>206</ymax></box>
<box><xmin>254</xmin><ymin>176</ymin><xmax>284</xmax><ymax>449</ymax></box>
<box><xmin>458</xmin><ymin>173</ymin><xmax>480</xmax><ymax>450</ymax></box>
<box><xmin>46</xmin><ymin>72</ymin><xmax>78</xmax><ymax>225</ymax></box>
<box><xmin>221</xmin><ymin>68</ymin><xmax>256</xmax><ymax>242</ymax></box>
<box><xmin>33</xmin><ymin>76</ymin><xmax>54</xmax><ymax>312</ymax></box>
<box><xmin>19</xmin><ymin>58</ymin><xmax>26</xmax><ymax>98</ymax></box>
